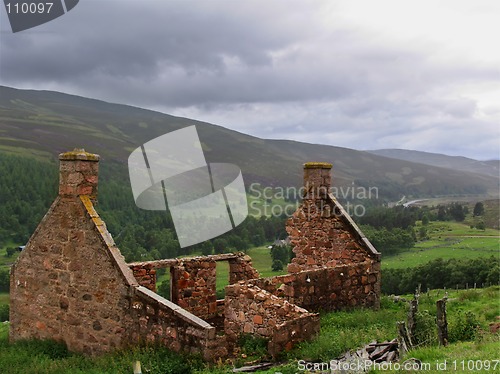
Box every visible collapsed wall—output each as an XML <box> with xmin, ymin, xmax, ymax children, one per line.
<box><xmin>224</xmin><ymin>282</ymin><xmax>319</xmax><ymax>357</ymax></box>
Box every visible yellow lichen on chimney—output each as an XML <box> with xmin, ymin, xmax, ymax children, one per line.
<box><xmin>59</xmin><ymin>148</ymin><xmax>100</xmax><ymax>161</ymax></box>
<box><xmin>303</xmin><ymin>162</ymin><xmax>333</xmax><ymax>169</ymax></box>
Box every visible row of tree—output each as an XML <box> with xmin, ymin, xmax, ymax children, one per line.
<box><xmin>382</xmin><ymin>257</ymin><xmax>500</xmax><ymax>295</ymax></box>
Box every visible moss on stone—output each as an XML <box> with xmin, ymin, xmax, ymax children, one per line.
<box><xmin>303</xmin><ymin>162</ymin><xmax>332</xmax><ymax>169</ymax></box>
<box><xmin>59</xmin><ymin>148</ymin><xmax>100</xmax><ymax>161</ymax></box>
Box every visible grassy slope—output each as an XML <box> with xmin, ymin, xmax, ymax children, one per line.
<box><xmin>0</xmin><ymin>287</ymin><xmax>498</xmax><ymax>373</ymax></box>
<box><xmin>383</xmin><ymin>221</ymin><xmax>500</xmax><ymax>269</ymax></box>
<box><xmin>1</xmin><ymin>85</ymin><xmax>498</xmax><ymax>199</ymax></box>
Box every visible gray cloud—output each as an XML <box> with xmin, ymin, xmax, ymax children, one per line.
<box><xmin>0</xmin><ymin>0</ymin><xmax>499</xmax><ymax>160</ymax></box>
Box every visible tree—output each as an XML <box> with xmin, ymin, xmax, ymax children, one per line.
<box><xmin>5</xmin><ymin>247</ymin><xmax>16</xmax><ymax>257</ymax></box>
<box><xmin>476</xmin><ymin>221</ymin><xmax>486</xmax><ymax>231</ymax></box>
<box><xmin>270</xmin><ymin>244</ymin><xmax>292</xmax><ymax>265</ymax></box>
<box><xmin>271</xmin><ymin>259</ymin><xmax>284</xmax><ymax>272</ymax></box>
<box><xmin>437</xmin><ymin>206</ymin><xmax>447</xmax><ymax>221</ymax></box>
<box><xmin>421</xmin><ymin>215</ymin><xmax>429</xmax><ymax>225</ymax></box>
<box><xmin>473</xmin><ymin>202</ymin><xmax>485</xmax><ymax>217</ymax></box>
<box><xmin>0</xmin><ymin>269</ymin><xmax>9</xmax><ymax>292</ymax></box>
<box><xmin>418</xmin><ymin>226</ymin><xmax>428</xmax><ymax>240</ymax></box>
<box><xmin>201</xmin><ymin>241</ymin><xmax>213</xmax><ymax>256</ymax></box>
<box><xmin>213</xmin><ymin>238</ymin><xmax>227</xmax><ymax>254</ymax></box>
<box><xmin>449</xmin><ymin>203</ymin><xmax>465</xmax><ymax>222</ymax></box>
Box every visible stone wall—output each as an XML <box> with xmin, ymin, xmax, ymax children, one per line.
<box><xmin>171</xmin><ymin>259</ymin><xmax>217</xmax><ymax>320</ymax></box>
<box><xmin>228</xmin><ymin>254</ymin><xmax>260</xmax><ymax>284</ymax></box>
<box><xmin>130</xmin><ymin>286</ymin><xmax>226</xmax><ymax>361</ymax></box>
<box><xmin>9</xmin><ymin>194</ymin><xmax>136</xmax><ymax>355</ymax></box>
<box><xmin>128</xmin><ymin>253</ymin><xmax>259</xmax><ymax>320</ymax></box>
<box><xmin>224</xmin><ymin>282</ymin><xmax>320</xmax><ymax>357</ymax></box>
<box><xmin>10</xmin><ymin>152</ymin><xmax>380</xmax><ymax>361</ymax></box>
<box><xmin>249</xmin><ymin>260</ymin><xmax>380</xmax><ymax>311</ymax></box>
<box><xmin>286</xmin><ymin>197</ymin><xmax>376</xmax><ymax>271</ymax></box>
<box><xmin>9</xmin><ymin>150</ymin><xmax>228</xmax><ymax>360</ymax></box>
<box><xmin>130</xmin><ymin>263</ymin><xmax>157</xmax><ymax>292</ymax></box>
<box><xmin>287</xmin><ymin>163</ymin><xmax>380</xmax><ymax>274</ymax></box>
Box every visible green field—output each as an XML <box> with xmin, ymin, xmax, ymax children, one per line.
<box><xmin>246</xmin><ymin>246</ymin><xmax>287</xmax><ymax>278</ymax></box>
<box><xmin>383</xmin><ymin>222</ymin><xmax>499</xmax><ymax>269</ymax></box>
<box><xmin>0</xmin><ymin>243</ymin><xmax>20</xmax><ymax>268</ymax></box>
<box><xmin>0</xmin><ymin>287</ymin><xmax>498</xmax><ymax>373</ymax></box>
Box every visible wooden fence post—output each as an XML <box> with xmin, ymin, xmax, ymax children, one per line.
<box><xmin>407</xmin><ymin>286</ymin><xmax>420</xmax><ymax>342</ymax></box>
<box><xmin>397</xmin><ymin>321</ymin><xmax>412</xmax><ymax>355</ymax></box>
<box><xmin>436</xmin><ymin>296</ymin><xmax>448</xmax><ymax>347</ymax></box>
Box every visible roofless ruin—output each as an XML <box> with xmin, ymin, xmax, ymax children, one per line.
<box><xmin>9</xmin><ymin>149</ymin><xmax>380</xmax><ymax>360</ymax></box>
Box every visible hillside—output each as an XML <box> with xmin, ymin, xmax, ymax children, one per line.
<box><xmin>0</xmin><ymin>85</ymin><xmax>498</xmax><ymax>200</ymax></box>
<box><xmin>368</xmin><ymin>148</ymin><xmax>500</xmax><ymax>178</ymax></box>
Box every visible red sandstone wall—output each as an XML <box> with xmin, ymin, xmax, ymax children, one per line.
<box><xmin>130</xmin><ymin>286</ymin><xmax>226</xmax><ymax>361</ymax></box>
<box><xmin>250</xmin><ymin>260</ymin><xmax>381</xmax><ymax>311</ymax></box>
<box><xmin>9</xmin><ymin>197</ymin><xmax>134</xmax><ymax>355</ymax></box>
<box><xmin>286</xmin><ymin>198</ymin><xmax>373</xmax><ymax>272</ymax></box>
<box><xmin>228</xmin><ymin>255</ymin><xmax>260</xmax><ymax>283</ymax></box>
<box><xmin>287</xmin><ymin>163</ymin><xmax>380</xmax><ymax>275</ymax></box>
<box><xmin>128</xmin><ymin>253</ymin><xmax>259</xmax><ymax>320</ymax></box>
<box><xmin>224</xmin><ymin>282</ymin><xmax>320</xmax><ymax>357</ymax></box>
<box><xmin>130</xmin><ymin>264</ymin><xmax>157</xmax><ymax>292</ymax></box>
<box><xmin>171</xmin><ymin>260</ymin><xmax>218</xmax><ymax>320</ymax></box>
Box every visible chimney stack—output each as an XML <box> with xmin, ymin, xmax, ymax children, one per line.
<box><xmin>303</xmin><ymin>162</ymin><xmax>332</xmax><ymax>200</ymax></box>
<box><xmin>58</xmin><ymin>149</ymin><xmax>100</xmax><ymax>202</ymax></box>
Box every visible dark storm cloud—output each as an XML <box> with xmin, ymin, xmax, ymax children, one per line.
<box><xmin>0</xmin><ymin>0</ymin><xmax>499</xmax><ymax>160</ymax></box>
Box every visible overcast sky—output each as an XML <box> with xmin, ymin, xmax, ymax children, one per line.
<box><xmin>1</xmin><ymin>0</ymin><xmax>499</xmax><ymax>160</ymax></box>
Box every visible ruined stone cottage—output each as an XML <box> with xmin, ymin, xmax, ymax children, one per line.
<box><xmin>9</xmin><ymin>150</ymin><xmax>380</xmax><ymax>360</ymax></box>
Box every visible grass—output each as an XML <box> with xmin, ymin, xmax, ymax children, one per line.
<box><xmin>0</xmin><ymin>322</ymin><xmax>206</xmax><ymax>374</ymax></box>
<box><xmin>216</xmin><ymin>261</ymin><xmax>229</xmax><ymax>296</ymax></box>
<box><xmin>0</xmin><ymin>281</ymin><xmax>498</xmax><ymax>372</ymax></box>
<box><xmin>245</xmin><ymin>246</ymin><xmax>287</xmax><ymax>278</ymax></box>
<box><xmin>383</xmin><ymin>221</ymin><xmax>499</xmax><ymax>269</ymax></box>
<box><xmin>0</xmin><ymin>242</ymin><xmax>21</xmax><ymax>268</ymax></box>
<box><xmin>260</xmin><ymin>286</ymin><xmax>500</xmax><ymax>373</ymax></box>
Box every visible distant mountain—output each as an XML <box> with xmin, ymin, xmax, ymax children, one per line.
<box><xmin>0</xmin><ymin>85</ymin><xmax>498</xmax><ymax>200</ymax></box>
<box><xmin>368</xmin><ymin>149</ymin><xmax>499</xmax><ymax>178</ymax></box>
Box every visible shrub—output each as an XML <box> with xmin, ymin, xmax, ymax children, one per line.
<box><xmin>413</xmin><ymin>310</ymin><xmax>437</xmax><ymax>346</ymax></box>
<box><xmin>5</xmin><ymin>247</ymin><xmax>16</xmax><ymax>257</ymax></box>
<box><xmin>449</xmin><ymin>311</ymin><xmax>480</xmax><ymax>342</ymax></box>
<box><xmin>238</xmin><ymin>333</ymin><xmax>269</xmax><ymax>357</ymax></box>
<box><xmin>0</xmin><ymin>269</ymin><xmax>9</xmax><ymax>292</ymax></box>
<box><xmin>272</xmin><ymin>259</ymin><xmax>284</xmax><ymax>271</ymax></box>
<box><xmin>0</xmin><ymin>304</ymin><xmax>8</xmax><ymax>321</ymax></box>
<box><xmin>157</xmin><ymin>279</ymin><xmax>170</xmax><ymax>299</ymax></box>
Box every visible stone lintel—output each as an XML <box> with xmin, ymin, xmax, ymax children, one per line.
<box><xmin>128</xmin><ymin>253</ymin><xmax>241</xmax><ymax>269</ymax></box>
